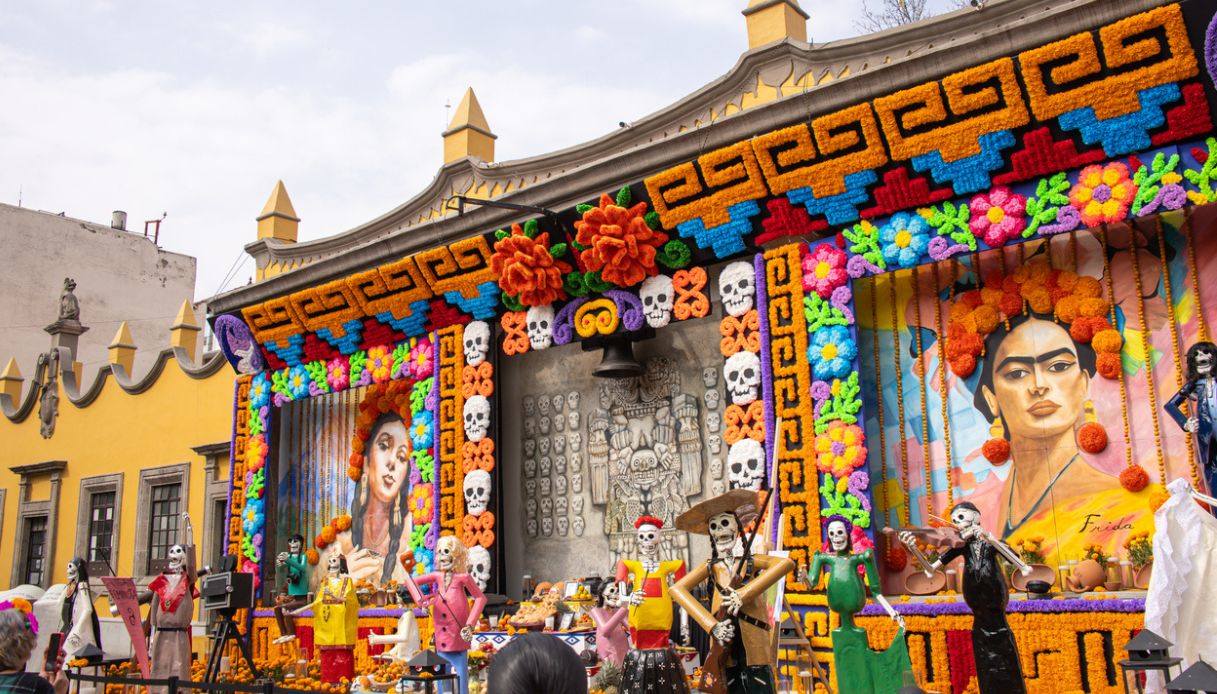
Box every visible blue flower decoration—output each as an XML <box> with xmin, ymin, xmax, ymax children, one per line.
<box><xmin>287</xmin><ymin>365</ymin><xmax>310</xmax><ymax>399</ymax></box>
<box><xmin>879</xmin><ymin>211</ymin><xmax>930</xmax><ymax>269</ymax></box>
<box><xmin>413</xmin><ymin>548</ymin><xmax>434</xmax><ymax>574</ymax></box>
<box><xmin>808</xmin><ymin>326</ymin><xmax>857</xmax><ymax>380</ymax></box>
<box><xmin>250</xmin><ymin>374</ymin><xmax>270</xmax><ymax>409</ymax></box>
<box><xmin>410</xmin><ymin>411</ymin><xmax>435</xmax><ymax>450</ymax></box>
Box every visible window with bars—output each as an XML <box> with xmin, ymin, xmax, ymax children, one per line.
<box><xmin>147</xmin><ymin>483</ymin><xmax>181</xmax><ymax>573</ymax></box>
<box><xmin>24</xmin><ymin>516</ymin><xmax>48</xmax><ymax>586</ymax></box>
<box><xmin>87</xmin><ymin>491</ymin><xmax>115</xmax><ymax>575</ymax></box>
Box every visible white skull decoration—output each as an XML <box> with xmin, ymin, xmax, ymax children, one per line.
<box><xmin>554</xmin><ymin>475</ymin><xmax>568</xmax><ymax>496</ymax></box>
<box><xmin>573</xmin><ymin>516</ymin><xmax>585</xmax><ymax>537</ymax></box>
<box><xmin>709</xmin><ymin>458</ymin><xmax>723</xmax><ymax>478</ymax></box>
<box><xmin>542</xmin><ymin>517</ymin><xmax>554</xmax><ymax>536</ymax></box>
<box><xmin>704</xmin><ymin>390</ymin><xmax>721</xmax><ymax>410</ymax></box>
<box><xmin>539</xmin><ymin>456</ymin><xmax>552</xmax><ymax>477</ymax></box>
<box><xmin>555</xmin><ymin>497</ymin><xmax>568</xmax><ymax>516</ymax></box>
<box><xmin>570</xmin><ymin>453</ymin><xmax>582</xmax><ymax>470</ymax></box>
<box><xmin>571</xmin><ymin>472</ymin><xmax>583</xmax><ymax>493</ymax></box>
<box><xmin>640</xmin><ymin>275</ymin><xmax>675</xmax><ymax>328</ymax></box>
<box><xmin>567</xmin><ymin>391</ymin><xmax>580</xmax><ymax>410</ymax></box>
<box><xmin>66</xmin><ymin>560</ymin><xmax>79</xmax><ymax>582</ymax></box>
<box><xmin>463</xmin><ymin>321</ymin><xmax>491</xmax><ymax>366</ymax></box>
<box><xmin>463</xmin><ymin>469</ymin><xmax>492</xmax><ymax>516</ymax></box>
<box><xmin>538</xmin><ymin>396</ymin><xmax>551</xmax><ymax>416</ymax></box>
<box><xmin>463</xmin><ymin>395</ymin><xmax>491</xmax><ymax>441</ymax></box>
<box><xmin>538</xmin><ymin>415</ymin><xmax>551</xmax><ymax>435</ymax></box>
<box><xmin>552</xmin><ymin>395</ymin><xmax>565</xmax><ymax>412</ymax></box>
<box><xmin>724</xmin><ymin>351</ymin><xmax>761</xmax><ymax>405</ymax></box>
<box><xmin>524</xmin><ymin>479</ymin><xmax>537</xmax><ymax>497</ymax></box>
<box><xmin>827</xmin><ymin>519</ymin><xmax>850</xmax><ymax>552</ymax></box>
<box><xmin>719</xmin><ymin>261</ymin><xmax>756</xmax><ymax>317</ymax></box>
<box><xmin>637</xmin><ymin>522</ymin><xmax>661</xmax><ymax>558</ymax></box>
<box><xmin>553</xmin><ymin>413</ymin><xmax>565</xmax><ymax>432</ymax></box>
<box><xmin>523</xmin><ymin>439</ymin><xmax>536</xmax><ymax>457</ymax></box>
<box><xmin>538</xmin><ymin>438</ymin><xmax>551</xmax><ymax>456</ymax></box>
<box><xmin>702</xmin><ymin>367</ymin><xmax>719</xmax><ymax>389</ymax></box>
<box><xmin>167</xmin><ymin>544</ymin><xmax>187</xmax><ymax>573</ymax></box>
<box><xmin>706</xmin><ymin>411</ymin><xmax>721</xmax><ymax>433</ymax></box>
<box><xmin>539</xmin><ymin>477</ymin><xmax>552</xmax><ymax>496</ymax></box>
<box><xmin>707</xmin><ymin>434</ymin><xmax>722</xmax><ymax>454</ymax></box>
<box><xmin>728</xmin><ymin>439</ymin><xmax>765</xmax><ymax>490</ymax></box>
<box><xmin>710</xmin><ymin>479</ymin><xmax>726</xmax><ymax>495</ymax></box>
<box><xmin>468</xmin><ymin>546</ymin><xmax>491</xmax><ymax>591</ymax></box>
<box><xmin>554</xmin><ymin>454</ymin><xmax>567</xmax><ymax>473</ymax></box>
<box><xmin>526</xmin><ymin>305</ymin><xmax>554</xmax><ymax>350</ymax></box>
<box><xmin>540</xmin><ymin>498</ymin><xmax>553</xmax><ymax>516</ymax></box>
<box><xmin>567</xmin><ymin>411</ymin><xmax>579</xmax><ymax>429</ymax></box>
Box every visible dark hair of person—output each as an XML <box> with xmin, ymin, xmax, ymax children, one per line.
<box><xmin>1185</xmin><ymin>341</ymin><xmax>1217</xmax><ymax>381</ymax></box>
<box><xmin>972</xmin><ymin>311</ymin><xmax>1097</xmax><ymax>422</ymax></box>
<box><xmin>349</xmin><ymin>411</ymin><xmax>410</xmax><ymax>584</ymax></box>
<box><xmin>487</xmin><ymin>631</ymin><xmax>589</xmax><ymax>694</ymax></box>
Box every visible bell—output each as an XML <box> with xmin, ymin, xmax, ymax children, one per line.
<box><xmin>593</xmin><ymin>337</ymin><xmax>643</xmax><ymax>378</ymax></box>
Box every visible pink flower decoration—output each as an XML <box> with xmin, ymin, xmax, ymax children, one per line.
<box><xmin>969</xmin><ymin>186</ymin><xmax>1027</xmax><ymax>246</ymax></box>
<box><xmin>407</xmin><ymin>339</ymin><xmax>435</xmax><ymax>379</ymax></box>
<box><xmin>326</xmin><ymin>357</ymin><xmax>349</xmax><ymax>391</ymax></box>
<box><xmin>801</xmin><ymin>243</ymin><xmax>849</xmax><ymax>299</ymax></box>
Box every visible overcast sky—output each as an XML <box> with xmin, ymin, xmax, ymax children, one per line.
<box><xmin>0</xmin><ymin>0</ymin><xmax>961</xmax><ymax>301</ymax></box>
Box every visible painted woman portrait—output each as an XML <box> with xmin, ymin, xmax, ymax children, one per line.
<box><xmin>332</xmin><ymin>409</ymin><xmax>413</xmax><ymax>585</ymax></box>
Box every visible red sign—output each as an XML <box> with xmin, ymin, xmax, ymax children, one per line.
<box><xmin>100</xmin><ymin>577</ymin><xmax>149</xmax><ymax>678</ymax></box>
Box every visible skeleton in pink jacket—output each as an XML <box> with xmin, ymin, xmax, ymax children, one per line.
<box><xmin>405</xmin><ymin>537</ymin><xmax>487</xmax><ymax>694</ymax></box>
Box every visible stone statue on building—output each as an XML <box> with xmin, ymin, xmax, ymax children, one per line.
<box><xmin>58</xmin><ymin>278</ymin><xmax>80</xmax><ymax>322</ymax></box>
<box><xmin>36</xmin><ymin>348</ymin><xmax>60</xmax><ymax>439</ymax></box>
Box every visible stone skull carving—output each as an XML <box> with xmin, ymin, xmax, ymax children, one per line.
<box><xmin>569</xmin><ymin>432</ymin><xmax>582</xmax><ymax>452</ymax></box>
<box><xmin>707</xmin><ymin>434</ymin><xmax>722</xmax><ymax>454</ymax></box>
<box><xmin>524</xmin><ymin>418</ymin><xmax>537</xmax><ymax>437</ymax></box>
<box><xmin>711</xmin><ymin>479</ymin><xmax>725</xmax><ymax>495</ymax></box>
<box><xmin>566</xmin><ymin>391</ymin><xmax>580</xmax><ymax>410</ymax></box>
<box><xmin>552</xmin><ymin>394</ymin><xmax>564</xmax><ymax>413</ymax></box>
<box><xmin>463</xmin><ymin>321</ymin><xmax>491</xmax><ymax>366</ymax></box>
<box><xmin>523</xmin><ymin>439</ymin><xmax>536</xmax><ymax>457</ymax></box>
<box><xmin>702</xmin><ymin>367</ymin><xmax>718</xmax><ymax>389</ymax></box>
<box><xmin>567</xmin><ymin>411</ymin><xmax>579</xmax><ymax>429</ymax></box>
<box><xmin>539</xmin><ymin>456</ymin><xmax>552</xmax><ymax>477</ymax></box>
<box><xmin>709</xmin><ymin>458</ymin><xmax>723</xmax><ymax>478</ymax></box>
<box><xmin>553</xmin><ymin>413</ymin><xmax>565</xmax><ymax>432</ymax></box>
<box><xmin>538</xmin><ymin>438</ymin><xmax>551</xmax><ymax>456</ymax></box>
<box><xmin>573</xmin><ymin>516</ymin><xmax>585</xmax><ymax>537</ymax></box>
<box><xmin>540</xmin><ymin>497</ymin><xmax>553</xmax><ymax>516</ymax></box>
<box><xmin>468</xmin><ymin>546</ymin><xmax>491</xmax><ymax>591</ymax></box>
<box><xmin>538</xmin><ymin>396</ymin><xmax>551</xmax><ymax>416</ymax></box>
<box><xmin>704</xmin><ymin>389</ymin><xmax>721</xmax><ymax>410</ymax></box>
<box><xmin>571</xmin><ymin>472</ymin><xmax>583</xmax><ymax>493</ymax></box>
<box><xmin>463</xmin><ymin>395</ymin><xmax>491</xmax><ymax>441</ymax></box>
<box><xmin>706</xmin><ymin>411</ymin><xmax>721</xmax><ymax>433</ymax></box>
<box><xmin>542</xmin><ymin>517</ymin><xmax>554</xmax><ymax>536</ymax></box>
<box><xmin>538</xmin><ymin>415</ymin><xmax>551</xmax><ymax>435</ymax></box>
<box><xmin>525</xmin><ymin>479</ymin><xmax>537</xmax><ymax>497</ymax></box>
<box><xmin>553</xmin><ymin>436</ymin><xmax>566</xmax><ymax>454</ymax></box>
<box><xmin>572</xmin><ymin>497</ymin><xmax>584</xmax><ymax>514</ymax></box>
<box><xmin>526</xmin><ymin>518</ymin><xmax>538</xmax><ymax>537</ymax></box>
<box><xmin>557</xmin><ymin>517</ymin><xmax>569</xmax><ymax>536</ymax></box>
<box><xmin>728</xmin><ymin>439</ymin><xmax>765</xmax><ymax>490</ymax></box>
<box><xmin>555</xmin><ymin>497</ymin><xmax>568</xmax><ymax>516</ymax></box>
<box><xmin>526</xmin><ymin>498</ymin><xmax>537</xmax><ymax>517</ymax></box>
<box><xmin>719</xmin><ymin>261</ymin><xmax>756</xmax><ymax>317</ymax></box>
<box><xmin>554</xmin><ymin>455</ymin><xmax>567</xmax><ymax>473</ymax></box>
<box><xmin>724</xmin><ymin>351</ymin><xmax>761</xmax><ymax>405</ymax></box>
<box><xmin>554</xmin><ymin>475</ymin><xmax>568</xmax><ymax>496</ymax></box>
<box><xmin>539</xmin><ymin>477</ymin><xmax>552</xmax><ymax>496</ymax></box>
<box><xmin>570</xmin><ymin>453</ymin><xmax>582</xmax><ymax>471</ymax></box>
<box><xmin>463</xmin><ymin>469</ymin><xmax>492</xmax><ymax>516</ymax></box>
<box><xmin>524</xmin><ymin>457</ymin><xmax>537</xmax><ymax>478</ymax></box>
<box><xmin>526</xmin><ymin>305</ymin><xmax>554</xmax><ymax>350</ymax></box>
<box><xmin>523</xmin><ymin>395</ymin><xmax>536</xmax><ymax>417</ymax></box>
<box><xmin>640</xmin><ymin>274</ymin><xmax>674</xmax><ymax>328</ymax></box>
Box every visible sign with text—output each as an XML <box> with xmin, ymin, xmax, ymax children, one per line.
<box><xmin>100</xmin><ymin>577</ymin><xmax>149</xmax><ymax>678</ymax></box>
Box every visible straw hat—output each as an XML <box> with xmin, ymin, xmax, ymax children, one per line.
<box><xmin>675</xmin><ymin>489</ymin><xmax>761</xmax><ymax>535</ymax></box>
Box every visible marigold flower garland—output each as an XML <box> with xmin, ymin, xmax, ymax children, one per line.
<box><xmin>889</xmin><ymin>273</ymin><xmax>910</xmax><ymax>526</ymax></box>
<box><xmin>1153</xmin><ymin>215</ymin><xmax>1200</xmax><ymax>488</ymax></box>
<box><xmin>1125</xmin><ymin>222</ymin><xmax>1168</xmax><ymax>485</ymax></box>
<box><xmin>1098</xmin><ymin>225</ymin><xmax>1140</xmax><ymax>489</ymax></box>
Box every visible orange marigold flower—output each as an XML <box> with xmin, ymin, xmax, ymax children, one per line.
<box><xmin>305</xmin><ymin>549</ymin><xmax>320</xmax><ymax>566</ymax></box>
<box><xmin>958</xmin><ymin>290</ymin><xmax>983</xmax><ymax>308</ymax></box>
<box><xmin>1056</xmin><ymin>295</ymin><xmax>1081</xmax><ymax>323</ymax></box>
<box><xmin>948</xmin><ymin>302</ymin><xmax>973</xmax><ymax>322</ymax></box>
<box><xmin>980</xmin><ymin>288</ymin><xmax>1005</xmax><ymax>307</ymax></box>
<box><xmin>320</xmin><ymin>526</ymin><xmax>337</xmax><ymax>544</ymax></box>
<box><xmin>1076</xmin><ymin>297</ymin><xmax>1108</xmax><ymax>318</ymax></box>
<box><xmin>1149</xmin><ymin>488</ymin><xmax>1169</xmax><ymax>511</ymax></box>
<box><xmin>335</xmin><ymin>515</ymin><xmax>353</xmax><ymax>532</ymax></box>
<box><xmin>1096</xmin><ymin>352</ymin><xmax>1122</xmax><ymax>379</ymax></box>
<box><xmin>1077</xmin><ymin>422</ymin><xmax>1108</xmax><ymax>454</ymax></box>
<box><xmin>1091</xmin><ymin>329</ymin><xmax>1123</xmax><ymax>354</ymax></box>
<box><xmin>1056</xmin><ymin>270</ymin><xmax>1079</xmax><ymax>292</ymax></box>
<box><xmin>1074</xmin><ymin>276</ymin><xmax>1102</xmax><ymax>298</ymax></box>
<box><xmin>971</xmin><ymin>305</ymin><xmax>1000</xmax><ymax>334</ymax></box>
<box><xmin>348</xmin><ymin>452</ymin><xmax>364</xmax><ymax>469</ymax></box>
<box><xmin>347</xmin><ymin>465</ymin><xmax>361</xmax><ymax>481</ymax></box>
<box><xmin>949</xmin><ymin>352</ymin><xmax>977</xmax><ymax>377</ymax></box>
<box><xmin>1025</xmin><ymin>287</ymin><xmax>1052</xmax><ymax>314</ymax></box>
<box><xmin>490</xmin><ymin>223</ymin><xmax>572</xmax><ymax>307</ymax></box>
<box><xmin>982</xmin><ymin>437</ymin><xmax>1011</xmax><ymax>464</ymax></box>
<box><xmin>574</xmin><ymin>194</ymin><xmax>668</xmax><ymax>287</ymax></box>
<box><xmin>1119</xmin><ymin>464</ymin><xmax>1150</xmax><ymax>492</ymax></box>
<box><xmin>998</xmin><ymin>292</ymin><xmax>1024</xmax><ymax>318</ymax></box>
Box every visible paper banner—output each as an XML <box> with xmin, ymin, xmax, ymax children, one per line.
<box><xmin>99</xmin><ymin>577</ymin><xmax>149</xmax><ymax>679</ymax></box>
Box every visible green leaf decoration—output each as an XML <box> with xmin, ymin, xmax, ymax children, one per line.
<box><xmin>523</xmin><ymin>219</ymin><xmax>539</xmax><ymax>238</ymax></box>
<box><xmin>615</xmin><ymin>185</ymin><xmax>632</xmax><ymax>207</ymax></box>
<box><xmin>1022</xmin><ymin>172</ymin><xmax>1071</xmax><ymax>238</ymax></box>
<box><xmin>819</xmin><ymin>474</ymin><xmax>870</xmax><ymax>528</ymax></box>
<box><xmin>1183</xmin><ymin>138</ymin><xmax>1217</xmax><ymax>204</ymax></box>
<box><xmin>391</xmin><ymin>343</ymin><xmax>410</xmax><ymax>375</ymax></box>
<box><xmin>644</xmin><ymin>211</ymin><xmax>661</xmax><ymax>230</ymax></box>
<box><xmin>842</xmin><ymin>221</ymin><xmax>886</xmax><ymax>270</ymax></box>
<box><xmin>1132</xmin><ymin>152</ymin><xmax>1181</xmax><ymax>215</ymax></box>
<box><xmin>815</xmin><ymin>373</ymin><xmax>863</xmax><ymax>434</ymax></box>
<box><xmin>564</xmin><ymin>272</ymin><xmax>589</xmax><ymax>297</ymax></box>
<box><xmin>501</xmin><ymin>293</ymin><xmax>524</xmax><ymax>312</ymax></box>
<box><xmin>927</xmin><ymin>202</ymin><xmax>975</xmax><ymax>249</ymax></box>
<box><xmin>348</xmin><ymin>350</ymin><xmax>367</xmax><ymax>383</ymax></box>
<box><xmin>305</xmin><ymin>361</ymin><xmax>330</xmax><ymax>393</ymax></box>
<box><xmin>803</xmin><ymin>294</ymin><xmax>849</xmax><ymax>332</ymax></box>
<box><xmin>576</xmin><ymin>203</ymin><xmax>594</xmax><ymax>215</ymax></box>
<box><xmin>585</xmin><ymin>271</ymin><xmax>611</xmax><ymax>293</ymax></box>
<box><xmin>549</xmin><ymin>243</ymin><xmax>568</xmax><ymax>259</ymax></box>
<box><xmin>494</xmin><ymin>229</ymin><xmax>509</xmax><ymax>241</ymax></box>
<box><xmin>656</xmin><ymin>240</ymin><xmax>692</xmax><ymax>269</ymax></box>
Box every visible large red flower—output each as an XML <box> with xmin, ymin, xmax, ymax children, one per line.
<box><xmin>490</xmin><ymin>223</ymin><xmax>571</xmax><ymax>307</ymax></box>
<box><xmin>574</xmin><ymin>194</ymin><xmax>668</xmax><ymax>288</ymax></box>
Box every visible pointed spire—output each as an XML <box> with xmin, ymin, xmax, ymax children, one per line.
<box><xmin>743</xmin><ymin>0</ymin><xmax>809</xmax><ymax>50</ymax></box>
<box><xmin>443</xmin><ymin>87</ymin><xmax>497</xmax><ymax>164</ymax></box>
<box><xmin>0</xmin><ymin>357</ymin><xmax>23</xmax><ymax>402</ymax></box>
<box><xmin>108</xmin><ymin>321</ymin><xmax>137</xmax><ymax>374</ymax></box>
<box><xmin>256</xmin><ymin>180</ymin><xmax>300</xmax><ymax>243</ymax></box>
<box><xmin>170</xmin><ymin>299</ymin><xmax>202</xmax><ymax>362</ymax></box>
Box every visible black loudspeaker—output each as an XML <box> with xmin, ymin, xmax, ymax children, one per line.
<box><xmin>201</xmin><ymin>571</ymin><xmax>254</xmax><ymax>614</ymax></box>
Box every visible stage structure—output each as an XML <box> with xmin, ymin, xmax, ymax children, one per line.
<box><xmin>208</xmin><ymin>1</ymin><xmax>1217</xmax><ymax>690</ymax></box>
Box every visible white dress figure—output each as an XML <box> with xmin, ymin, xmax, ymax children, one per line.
<box><xmin>1144</xmin><ymin>478</ymin><xmax>1217</xmax><ymax>692</ymax></box>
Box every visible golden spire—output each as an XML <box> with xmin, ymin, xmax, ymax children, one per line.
<box><xmin>256</xmin><ymin>180</ymin><xmax>300</xmax><ymax>242</ymax></box>
<box><xmin>743</xmin><ymin>0</ymin><xmax>809</xmax><ymax>50</ymax></box>
<box><xmin>443</xmin><ymin>87</ymin><xmax>497</xmax><ymax>164</ymax></box>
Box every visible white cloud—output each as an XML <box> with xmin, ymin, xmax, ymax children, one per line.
<box><xmin>222</xmin><ymin>20</ymin><xmax>311</xmax><ymax>58</ymax></box>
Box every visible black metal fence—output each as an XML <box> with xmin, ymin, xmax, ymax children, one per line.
<box><xmin>65</xmin><ymin>670</ymin><xmax>336</xmax><ymax>694</ymax></box>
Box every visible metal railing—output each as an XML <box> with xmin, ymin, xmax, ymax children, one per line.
<box><xmin>65</xmin><ymin>670</ymin><xmax>335</xmax><ymax>694</ymax></box>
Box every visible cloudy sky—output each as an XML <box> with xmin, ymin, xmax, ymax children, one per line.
<box><xmin>0</xmin><ymin>0</ymin><xmax>962</xmax><ymax>301</ymax></box>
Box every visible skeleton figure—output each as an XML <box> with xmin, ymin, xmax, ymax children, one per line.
<box><xmin>718</xmin><ymin>261</ymin><xmax>756</xmax><ymax>317</ymax></box>
<box><xmin>571</xmin><ymin>473</ymin><xmax>583</xmax><ymax>493</ymax></box>
<box><xmin>463</xmin><ymin>469</ymin><xmax>492</xmax><ymax>516</ymax></box>
<box><xmin>573</xmin><ymin>516</ymin><xmax>585</xmax><ymax>537</ymax></box>
<box><xmin>1167</xmin><ymin>341</ymin><xmax>1217</xmax><ymax>515</ymax></box>
<box><xmin>468</xmin><ymin>546</ymin><xmax>492</xmax><ymax>592</ymax></box>
<box><xmin>702</xmin><ymin>367</ymin><xmax>719</xmax><ymax>389</ymax></box>
<box><xmin>557</xmin><ymin>517</ymin><xmax>569</xmax><ymax>537</ymax></box>
<box><xmin>526</xmin><ymin>305</ymin><xmax>554</xmax><ymax>350</ymax></box>
<box><xmin>553</xmin><ymin>436</ymin><xmax>566</xmax><ymax>455</ymax></box>
<box><xmin>554</xmin><ymin>454</ymin><xmax>567</xmax><ymax>473</ymax></box>
<box><xmin>640</xmin><ymin>275</ymin><xmax>675</xmax><ymax>328</ymax></box>
<box><xmin>463</xmin><ymin>321</ymin><xmax>491</xmax><ymax>366</ymax></box>
<box><xmin>704</xmin><ymin>389</ymin><xmax>721</xmax><ymax>410</ymax></box>
<box><xmin>724</xmin><ymin>351</ymin><xmax>761</xmax><ymax>405</ymax></box>
<box><xmin>728</xmin><ymin>439</ymin><xmax>765</xmax><ymax>490</ymax></box>
<box><xmin>463</xmin><ymin>395</ymin><xmax>491</xmax><ymax>441</ymax></box>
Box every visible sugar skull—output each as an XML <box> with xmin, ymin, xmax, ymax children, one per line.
<box><xmin>728</xmin><ymin>439</ymin><xmax>765</xmax><ymax>490</ymax></box>
<box><xmin>468</xmin><ymin>546</ymin><xmax>492</xmax><ymax>591</ymax></box>
<box><xmin>526</xmin><ymin>305</ymin><xmax>554</xmax><ymax>350</ymax></box>
<box><xmin>463</xmin><ymin>469</ymin><xmax>492</xmax><ymax>516</ymax></box>
<box><xmin>723</xmin><ymin>350</ymin><xmax>760</xmax><ymax>405</ymax></box>
<box><xmin>463</xmin><ymin>320</ymin><xmax>491</xmax><ymax>366</ymax></box>
<box><xmin>463</xmin><ymin>395</ymin><xmax>491</xmax><ymax>441</ymax></box>
<box><xmin>640</xmin><ymin>274</ymin><xmax>674</xmax><ymax>328</ymax></box>
<box><xmin>718</xmin><ymin>261</ymin><xmax>755</xmax><ymax>317</ymax></box>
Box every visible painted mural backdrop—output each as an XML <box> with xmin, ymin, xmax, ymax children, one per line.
<box><xmin>856</xmin><ymin>210</ymin><xmax>1215</xmax><ymax>570</ymax></box>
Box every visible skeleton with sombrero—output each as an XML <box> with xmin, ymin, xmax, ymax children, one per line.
<box><xmin>669</xmin><ymin>489</ymin><xmax>794</xmax><ymax>694</ymax></box>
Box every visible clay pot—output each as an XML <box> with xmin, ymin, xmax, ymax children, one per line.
<box><xmin>1011</xmin><ymin>564</ymin><xmax>1057</xmax><ymax>593</ymax></box>
<box><xmin>1133</xmin><ymin>562</ymin><xmax>1152</xmax><ymax>589</ymax></box>
<box><xmin>1066</xmin><ymin>559</ymin><xmax>1106</xmax><ymax>592</ymax></box>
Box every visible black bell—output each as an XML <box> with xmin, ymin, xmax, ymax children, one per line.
<box><xmin>593</xmin><ymin>337</ymin><xmax>643</xmax><ymax>378</ymax></box>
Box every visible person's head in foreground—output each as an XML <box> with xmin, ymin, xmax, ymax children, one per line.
<box><xmin>0</xmin><ymin>601</ymin><xmax>66</xmax><ymax>694</ymax></box>
<box><xmin>487</xmin><ymin>631</ymin><xmax>588</xmax><ymax>694</ymax></box>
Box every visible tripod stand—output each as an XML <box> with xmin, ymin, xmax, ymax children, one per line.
<box><xmin>204</xmin><ymin>610</ymin><xmax>259</xmax><ymax>683</ymax></box>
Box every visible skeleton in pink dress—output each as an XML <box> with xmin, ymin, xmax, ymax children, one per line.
<box><xmin>404</xmin><ymin>537</ymin><xmax>486</xmax><ymax>694</ymax></box>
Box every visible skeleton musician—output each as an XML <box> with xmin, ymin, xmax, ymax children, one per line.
<box><xmin>670</xmin><ymin>490</ymin><xmax>794</xmax><ymax>694</ymax></box>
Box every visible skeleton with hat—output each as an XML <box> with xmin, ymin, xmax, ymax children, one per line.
<box><xmin>615</xmin><ymin>515</ymin><xmax>690</xmax><ymax>694</ymax></box>
<box><xmin>669</xmin><ymin>489</ymin><xmax>794</xmax><ymax>694</ymax></box>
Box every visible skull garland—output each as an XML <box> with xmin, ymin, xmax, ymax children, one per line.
<box><xmin>468</xmin><ymin>546</ymin><xmax>492</xmax><ymax>591</ymax></box>
<box><xmin>719</xmin><ymin>261</ymin><xmax>756</xmax><ymax>317</ymax></box>
<box><xmin>463</xmin><ymin>395</ymin><xmax>491</xmax><ymax>441</ymax></box>
<box><xmin>724</xmin><ymin>350</ymin><xmax>761</xmax><ymax>405</ymax></box>
<box><xmin>728</xmin><ymin>439</ymin><xmax>765</xmax><ymax>490</ymax></box>
<box><xmin>463</xmin><ymin>321</ymin><xmax>491</xmax><ymax>366</ymax></box>
<box><xmin>463</xmin><ymin>469</ymin><xmax>492</xmax><ymax>516</ymax></box>
<box><xmin>526</xmin><ymin>305</ymin><xmax>554</xmax><ymax>350</ymax></box>
<box><xmin>640</xmin><ymin>275</ymin><xmax>675</xmax><ymax>328</ymax></box>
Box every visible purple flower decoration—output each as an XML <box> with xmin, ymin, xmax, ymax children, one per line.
<box><xmin>811</xmin><ymin>380</ymin><xmax>832</xmax><ymax>402</ymax></box>
<box><xmin>846</xmin><ymin>253</ymin><xmax>880</xmax><ymax>278</ymax></box>
<box><xmin>928</xmin><ymin>235</ymin><xmax>969</xmax><ymax>260</ymax></box>
<box><xmin>848</xmin><ymin>470</ymin><xmax>872</xmax><ymax>512</ymax></box>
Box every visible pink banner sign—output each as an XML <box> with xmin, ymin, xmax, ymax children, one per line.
<box><xmin>100</xmin><ymin>577</ymin><xmax>149</xmax><ymax>679</ymax></box>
